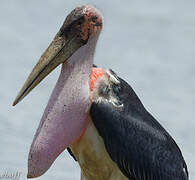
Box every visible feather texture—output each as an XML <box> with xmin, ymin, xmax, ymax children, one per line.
<box><xmin>90</xmin><ymin>70</ymin><xmax>188</xmax><ymax>180</ymax></box>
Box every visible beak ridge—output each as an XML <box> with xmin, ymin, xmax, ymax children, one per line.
<box><xmin>13</xmin><ymin>34</ymin><xmax>83</xmax><ymax>106</ymax></box>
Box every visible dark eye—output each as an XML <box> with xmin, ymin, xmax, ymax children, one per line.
<box><xmin>90</xmin><ymin>15</ymin><xmax>98</xmax><ymax>23</ymax></box>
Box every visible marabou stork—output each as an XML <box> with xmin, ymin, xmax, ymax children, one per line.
<box><xmin>13</xmin><ymin>5</ymin><xmax>189</xmax><ymax>180</ymax></box>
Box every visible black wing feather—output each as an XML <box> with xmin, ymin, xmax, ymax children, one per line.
<box><xmin>90</xmin><ymin>76</ymin><xmax>188</xmax><ymax>180</ymax></box>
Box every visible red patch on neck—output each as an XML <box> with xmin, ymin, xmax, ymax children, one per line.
<box><xmin>90</xmin><ymin>67</ymin><xmax>105</xmax><ymax>91</ymax></box>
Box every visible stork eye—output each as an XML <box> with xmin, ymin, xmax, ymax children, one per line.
<box><xmin>89</xmin><ymin>15</ymin><xmax>98</xmax><ymax>23</ymax></box>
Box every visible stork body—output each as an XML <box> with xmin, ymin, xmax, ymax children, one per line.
<box><xmin>13</xmin><ymin>5</ymin><xmax>189</xmax><ymax>180</ymax></box>
<box><xmin>70</xmin><ymin>116</ymin><xmax>128</xmax><ymax>180</ymax></box>
<box><xmin>70</xmin><ymin>67</ymin><xmax>188</xmax><ymax>180</ymax></box>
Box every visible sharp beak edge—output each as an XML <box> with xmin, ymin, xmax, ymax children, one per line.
<box><xmin>13</xmin><ymin>34</ymin><xmax>83</xmax><ymax>106</ymax></box>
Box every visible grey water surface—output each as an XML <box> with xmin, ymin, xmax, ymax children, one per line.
<box><xmin>0</xmin><ymin>0</ymin><xmax>195</xmax><ymax>179</ymax></box>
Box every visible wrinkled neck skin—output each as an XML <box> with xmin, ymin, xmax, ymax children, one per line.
<box><xmin>42</xmin><ymin>33</ymin><xmax>100</xmax><ymax>145</ymax></box>
<box><xmin>28</xmin><ymin>33</ymin><xmax>100</xmax><ymax>178</ymax></box>
<box><xmin>56</xmin><ymin>33</ymin><xmax>100</xmax><ymax>112</ymax></box>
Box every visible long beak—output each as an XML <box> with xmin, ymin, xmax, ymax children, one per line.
<box><xmin>13</xmin><ymin>33</ymin><xmax>83</xmax><ymax>106</ymax></box>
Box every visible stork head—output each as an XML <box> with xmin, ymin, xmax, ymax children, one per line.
<box><xmin>13</xmin><ymin>5</ymin><xmax>102</xmax><ymax>106</ymax></box>
<box><xmin>13</xmin><ymin>5</ymin><xmax>102</xmax><ymax>178</ymax></box>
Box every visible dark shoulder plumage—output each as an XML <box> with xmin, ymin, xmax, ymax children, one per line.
<box><xmin>90</xmin><ymin>69</ymin><xmax>188</xmax><ymax>180</ymax></box>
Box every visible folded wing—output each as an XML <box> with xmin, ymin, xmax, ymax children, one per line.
<box><xmin>90</xmin><ymin>72</ymin><xmax>188</xmax><ymax>180</ymax></box>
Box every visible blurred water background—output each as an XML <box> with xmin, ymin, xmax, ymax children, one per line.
<box><xmin>0</xmin><ymin>0</ymin><xmax>194</xmax><ymax>179</ymax></box>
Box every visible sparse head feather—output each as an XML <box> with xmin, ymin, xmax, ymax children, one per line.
<box><xmin>60</xmin><ymin>5</ymin><xmax>103</xmax><ymax>43</ymax></box>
